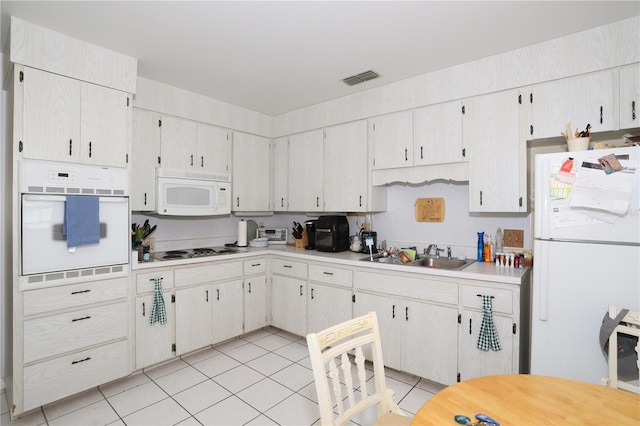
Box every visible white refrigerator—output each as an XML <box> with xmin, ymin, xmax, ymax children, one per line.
<box><xmin>532</xmin><ymin>146</ymin><xmax>640</xmax><ymax>384</ymax></box>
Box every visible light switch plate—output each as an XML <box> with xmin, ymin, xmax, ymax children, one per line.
<box><xmin>504</xmin><ymin>229</ymin><xmax>524</xmax><ymax>248</ymax></box>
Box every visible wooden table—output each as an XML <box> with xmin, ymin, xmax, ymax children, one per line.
<box><xmin>411</xmin><ymin>374</ymin><xmax>640</xmax><ymax>425</ymax></box>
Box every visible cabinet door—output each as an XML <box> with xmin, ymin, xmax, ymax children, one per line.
<box><xmin>232</xmin><ymin>132</ymin><xmax>272</xmax><ymax>211</ymax></box>
<box><xmin>131</xmin><ymin>108</ymin><xmax>161</xmax><ymax>211</ymax></box>
<box><xmin>212</xmin><ymin>279</ymin><xmax>244</xmax><ymax>344</ymax></box>
<box><xmin>620</xmin><ymin>64</ymin><xmax>640</xmax><ymax>130</ymax></box>
<box><xmin>80</xmin><ymin>83</ymin><xmax>129</xmax><ymax>167</ymax></box>
<box><xmin>466</xmin><ymin>90</ymin><xmax>524</xmax><ymax>212</ymax></box>
<box><xmin>307</xmin><ymin>284</ymin><xmax>352</xmax><ymax>334</ymax></box>
<box><xmin>323</xmin><ymin>121</ymin><xmax>368</xmax><ymax>212</ymax></box>
<box><xmin>370</xmin><ymin>111</ymin><xmax>413</xmax><ymax>170</ymax></box>
<box><xmin>529</xmin><ymin>71</ymin><xmax>616</xmax><ymax>139</ymax></box>
<box><xmin>175</xmin><ymin>285</ymin><xmax>212</xmax><ymax>355</ymax></box>
<box><xmin>244</xmin><ymin>275</ymin><xmax>268</xmax><ymax>333</ymax></box>
<box><xmin>288</xmin><ymin>130</ymin><xmax>323</xmax><ymax>212</ymax></box>
<box><xmin>414</xmin><ymin>101</ymin><xmax>464</xmax><ymax>166</ymax></box>
<box><xmin>160</xmin><ymin>115</ymin><xmax>197</xmax><ymax>170</ymax></box>
<box><xmin>271</xmin><ymin>275</ymin><xmax>307</xmax><ymax>336</ymax></box>
<box><xmin>458</xmin><ymin>310</ymin><xmax>514</xmax><ymax>381</ymax></box>
<box><xmin>22</xmin><ymin>67</ymin><xmax>81</xmax><ymax>162</ymax></box>
<box><xmin>272</xmin><ymin>137</ymin><xmax>289</xmax><ymax>211</ymax></box>
<box><xmin>353</xmin><ymin>292</ymin><xmax>402</xmax><ymax>371</ymax></box>
<box><xmin>403</xmin><ymin>301</ymin><xmax>458</xmax><ymax>385</ymax></box>
<box><xmin>197</xmin><ymin>123</ymin><xmax>231</xmax><ymax>173</ymax></box>
<box><xmin>135</xmin><ymin>292</ymin><xmax>174</xmax><ymax>370</ymax></box>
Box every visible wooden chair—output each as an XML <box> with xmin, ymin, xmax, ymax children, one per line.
<box><xmin>306</xmin><ymin>311</ymin><xmax>412</xmax><ymax>426</ymax></box>
<box><xmin>603</xmin><ymin>305</ymin><xmax>640</xmax><ymax>394</ymax></box>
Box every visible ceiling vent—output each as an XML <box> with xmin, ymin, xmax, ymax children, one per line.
<box><xmin>342</xmin><ymin>70</ymin><xmax>380</xmax><ymax>86</ymax></box>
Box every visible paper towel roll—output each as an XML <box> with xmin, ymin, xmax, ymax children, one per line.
<box><xmin>237</xmin><ymin>220</ymin><xmax>248</xmax><ymax>247</ymax></box>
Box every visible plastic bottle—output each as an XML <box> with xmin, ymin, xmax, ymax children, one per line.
<box><xmin>484</xmin><ymin>234</ymin><xmax>492</xmax><ymax>262</ymax></box>
<box><xmin>477</xmin><ymin>232</ymin><xmax>484</xmax><ymax>262</ymax></box>
<box><xmin>495</xmin><ymin>227</ymin><xmax>504</xmax><ymax>253</ymax></box>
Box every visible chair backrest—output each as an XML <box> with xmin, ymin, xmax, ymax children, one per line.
<box><xmin>604</xmin><ymin>305</ymin><xmax>640</xmax><ymax>394</ymax></box>
<box><xmin>306</xmin><ymin>311</ymin><xmax>400</xmax><ymax>425</ymax></box>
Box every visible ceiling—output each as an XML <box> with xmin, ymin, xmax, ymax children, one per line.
<box><xmin>1</xmin><ymin>1</ymin><xmax>638</xmax><ymax>116</ymax></box>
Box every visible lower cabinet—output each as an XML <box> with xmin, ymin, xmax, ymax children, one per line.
<box><xmin>212</xmin><ymin>279</ymin><xmax>244</xmax><ymax>344</ymax></box>
<box><xmin>354</xmin><ymin>270</ymin><xmax>460</xmax><ymax>386</ymax></box>
<box><xmin>175</xmin><ymin>284</ymin><xmax>213</xmax><ymax>355</ymax></box>
<box><xmin>16</xmin><ymin>275</ymin><xmax>130</xmax><ymax>416</ymax></box>
<box><xmin>135</xmin><ymin>290</ymin><xmax>175</xmax><ymax>369</ymax></box>
<box><xmin>353</xmin><ymin>290</ymin><xmax>459</xmax><ymax>385</ymax></box>
<box><xmin>244</xmin><ymin>275</ymin><xmax>268</xmax><ymax>333</ymax></box>
<box><xmin>307</xmin><ymin>264</ymin><xmax>353</xmax><ymax>334</ymax></box>
<box><xmin>271</xmin><ymin>258</ymin><xmax>308</xmax><ymax>336</ymax></box>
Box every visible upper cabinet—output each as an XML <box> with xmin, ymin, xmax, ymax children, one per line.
<box><xmin>523</xmin><ymin>70</ymin><xmax>616</xmax><ymax>140</ymax></box>
<box><xmin>288</xmin><ymin>129</ymin><xmax>323</xmax><ymax>212</ymax></box>
<box><xmin>620</xmin><ymin>64</ymin><xmax>639</xmax><ymax>130</ymax></box>
<box><xmin>413</xmin><ymin>100</ymin><xmax>466</xmax><ymax>166</ymax></box>
<box><xmin>21</xmin><ymin>67</ymin><xmax>130</xmax><ymax>167</ymax></box>
<box><xmin>272</xmin><ymin>137</ymin><xmax>289</xmax><ymax>212</ymax></box>
<box><xmin>323</xmin><ymin>121</ymin><xmax>369</xmax><ymax>212</ymax></box>
<box><xmin>232</xmin><ymin>132</ymin><xmax>271</xmax><ymax>212</ymax></box>
<box><xmin>159</xmin><ymin>116</ymin><xmax>231</xmax><ymax>173</ymax></box>
<box><xmin>370</xmin><ymin>111</ymin><xmax>414</xmax><ymax>170</ymax></box>
<box><xmin>465</xmin><ymin>89</ymin><xmax>525</xmax><ymax>213</ymax></box>
<box><xmin>131</xmin><ymin>108</ymin><xmax>161</xmax><ymax>211</ymax></box>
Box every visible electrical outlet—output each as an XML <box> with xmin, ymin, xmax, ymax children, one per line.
<box><xmin>504</xmin><ymin>229</ymin><xmax>524</xmax><ymax>248</ymax></box>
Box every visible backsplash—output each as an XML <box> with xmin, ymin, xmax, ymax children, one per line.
<box><xmin>134</xmin><ymin>181</ymin><xmax>531</xmax><ymax>258</ymax></box>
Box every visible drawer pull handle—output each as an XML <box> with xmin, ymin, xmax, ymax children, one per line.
<box><xmin>206</xmin><ymin>290</ymin><xmax>209</xmax><ymax>302</ymax></box>
<box><xmin>72</xmin><ymin>315</ymin><xmax>91</xmax><ymax>322</ymax></box>
<box><xmin>311</xmin><ymin>288</ymin><xmax>315</xmax><ymax>300</ymax></box>
<box><xmin>248</xmin><ymin>283</ymin><xmax>252</xmax><ymax>293</ymax></box>
<box><xmin>283</xmin><ymin>265</ymin><xmax>293</xmax><ymax>268</ymax></box>
<box><xmin>476</xmin><ymin>294</ymin><xmax>495</xmax><ymax>298</ymax></box>
<box><xmin>217</xmin><ymin>289</ymin><xmax>220</xmax><ymax>300</ymax></box>
<box><xmin>149</xmin><ymin>277</ymin><xmax>164</xmax><ymax>282</ymax></box>
<box><xmin>251</xmin><ymin>263</ymin><xmax>261</xmax><ymax>267</ymax></box>
<box><xmin>323</xmin><ymin>272</ymin><xmax>334</xmax><ymax>276</ymax></box>
<box><xmin>392</xmin><ymin>304</ymin><xmax>395</xmax><ymax>319</ymax></box>
<box><xmin>405</xmin><ymin>306</ymin><xmax>409</xmax><ymax>321</ymax></box>
<box><xmin>142</xmin><ymin>302</ymin><xmax>145</xmax><ymax>316</ymax></box>
<box><xmin>71</xmin><ymin>289</ymin><xmax>91</xmax><ymax>295</ymax></box>
<box><xmin>71</xmin><ymin>356</ymin><xmax>91</xmax><ymax>365</ymax></box>
<box><xmin>299</xmin><ymin>285</ymin><xmax>303</xmax><ymax>296</ymax></box>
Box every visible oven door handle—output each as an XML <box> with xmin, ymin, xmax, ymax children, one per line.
<box><xmin>23</xmin><ymin>194</ymin><xmax>128</xmax><ymax>203</ymax></box>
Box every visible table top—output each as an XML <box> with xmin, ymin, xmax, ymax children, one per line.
<box><xmin>411</xmin><ymin>374</ymin><xmax>640</xmax><ymax>425</ymax></box>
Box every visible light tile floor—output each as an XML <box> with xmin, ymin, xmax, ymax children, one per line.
<box><xmin>1</xmin><ymin>327</ymin><xmax>443</xmax><ymax>426</ymax></box>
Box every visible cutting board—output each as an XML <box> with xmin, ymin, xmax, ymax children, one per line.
<box><xmin>415</xmin><ymin>198</ymin><xmax>445</xmax><ymax>222</ymax></box>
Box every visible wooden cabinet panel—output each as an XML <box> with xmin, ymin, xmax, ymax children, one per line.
<box><xmin>160</xmin><ymin>115</ymin><xmax>197</xmax><ymax>170</ymax></box>
<box><xmin>131</xmin><ymin>108</ymin><xmax>161</xmax><ymax>211</ymax></box>
<box><xmin>271</xmin><ymin>275</ymin><xmax>307</xmax><ymax>336</ymax></box>
<box><xmin>244</xmin><ymin>275</ymin><xmax>268</xmax><ymax>333</ymax></box>
<box><xmin>370</xmin><ymin>111</ymin><xmax>413</xmax><ymax>170</ymax></box>
<box><xmin>175</xmin><ymin>284</ymin><xmax>213</xmax><ymax>355</ymax></box>
<box><xmin>174</xmin><ymin>261</ymin><xmax>242</xmax><ymax>287</ymax></box>
<box><xmin>272</xmin><ymin>137</ymin><xmax>289</xmax><ymax>211</ymax></box>
<box><xmin>197</xmin><ymin>123</ymin><xmax>231</xmax><ymax>173</ymax></box>
<box><xmin>272</xmin><ymin>258</ymin><xmax>308</xmax><ymax>279</ymax></box>
<box><xmin>24</xmin><ymin>302</ymin><xmax>127</xmax><ymax>363</ymax></box>
<box><xmin>288</xmin><ymin>129</ymin><xmax>323</xmax><ymax>212</ymax></box>
<box><xmin>308</xmin><ymin>264</ymin><xmax>352</xmax><ymax>288</ymax></box>
<box><xmin>307</xmin><ymin>283</ymin><xmax>352</xmax><ymax>335</ymax></box>
<box><xmin>135</xmin><ymin>291</ymin><xmax>174</xmax><ymax>369</ymax></box>
<box><xmin>232</xmin><ymin>132</ymin><xmax>271</xmax><ymax>212</ymax></box>
<box><xmin>414</xmin><ymin>100</ymin><xmax>465</xmax><ymax>166</ymax></box>
<box><xmin>212</xmin><ymin>279</ymin><xmax>244</xmax><ymax>344</ymax></box>
<box><xmin>620</xmin><ymin>64</ymin><xmax>640</xmax><ymax>130</ymax></box>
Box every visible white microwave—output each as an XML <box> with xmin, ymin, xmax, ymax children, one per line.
<box><xmin>156</xmin><ymin>168</ymin><xmax>231</xmax><ymax>216</ymax></box>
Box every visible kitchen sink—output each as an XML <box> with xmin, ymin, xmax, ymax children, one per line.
<box><xmin>412</xmin><ymin>256</ymin><xmax>475</xmax><ymax>270</ymax></box>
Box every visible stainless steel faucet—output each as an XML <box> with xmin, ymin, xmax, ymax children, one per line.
<box><xmin>447</xmin><ymin>245</ymin><xmax>452</xmax><ymax>260</ymax></box>
<box><xmin>425</xmin><ymin>244</ymin><xmax>445</xmax><ymax>258</ymax></box>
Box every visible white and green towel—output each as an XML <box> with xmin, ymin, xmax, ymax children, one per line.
<box><xmin>150</xmin><ymin>277</ymin><xmax>167</xmax><ymax>325</ymax></box>
<box><xmin>477</xmin><ymin>295</ymin><xmax>501</xmax><ymax>351</ymax></box>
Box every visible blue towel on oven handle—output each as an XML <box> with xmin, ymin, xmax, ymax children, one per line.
<box><xmin>63</xmin><ymin>195</ymin><xmax>100</xmax><ymax>248</ymax></box>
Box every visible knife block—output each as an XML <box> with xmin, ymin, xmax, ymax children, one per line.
<box><xmin>295</xmin><ymin>230</ymin><xmax>308</xmax><ymax>248</ymax></box>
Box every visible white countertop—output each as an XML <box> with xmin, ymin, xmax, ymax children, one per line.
<box><xmin>132</xmin><ymin>245</ymin><xmax>529</xmax><ymax>285</ymax></box>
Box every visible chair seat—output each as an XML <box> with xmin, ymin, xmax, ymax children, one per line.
<box><xmin>373</xmin><ymin>412</ymin><xmax>413</xmax><ymax>426</ymax></box>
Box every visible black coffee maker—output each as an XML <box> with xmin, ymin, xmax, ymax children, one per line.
<box><xmin>305</xmin><ymin>220</ymin><xmax>317</xmax><ymax>250</ymax></box>
<box><xmin>360</xmin><ymin>230</ymin><xmax>378</xmax><ymax>254</ymax></box>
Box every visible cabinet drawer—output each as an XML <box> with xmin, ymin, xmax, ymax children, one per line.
<box><xmin>244</xmin><ymin>258</ymin><xmax>266</xmax><ymax>275</ymax></box>
<box><xmin>175</xmin><ymin>261</ymin><xmax>243</xmax><ymax>287</ymax></box>
<box><xmin>309</xmin><ymin>264</ymin><xmax>352</xmax><ymax>288</ymax></box>
<box><xmin>136</xmin><ymin>270</ymin><xmax>175</xmax><ymax>294</ymax></box>
<box><xmin>354</xmin><ymin>271</ymin><xmax>458</xmax><ymax>305</ymax></box>
<box><xmin>23</xmin><ymin>340</ymin><xmax>128</xmax><ymax>412</ymax></box>
<box><xmin>24</xmin><ymin>277</ymin><xmax>128</xmax><ymax>316</ymax></box>
<box><xmin>461</xmin><ymin>285</ymin><xmax>513</xmax><ymax>314</ymax></box>
<box><xmin>24</xmin><ymin>302</ymin><xmax>128</xmax><ymax>363</ymax></box>
<box><xmin>272</xmin><ymin>258</ymin><xmax>307</xmax><ymax>279</ymax></box>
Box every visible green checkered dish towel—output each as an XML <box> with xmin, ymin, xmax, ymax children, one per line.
<box><xmin>477</xmin><ymin>294</ymin><xmax>501</xmax><ymax>351</ymax></box>
<box><xmin>150</xmin><ymin>277</ymin><xmax>167</xmax><ymax>325</ymax></box>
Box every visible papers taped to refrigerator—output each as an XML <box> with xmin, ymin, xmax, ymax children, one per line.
<box><xmin>549</xmin><ymin>154</ymin><xmax>637</xmax><ymax>226</ymax></box>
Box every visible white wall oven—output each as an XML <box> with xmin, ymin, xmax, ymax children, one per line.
<box><xmin>19</xmin><ymin>160</ymin><xmax>129</xmax><ymax>282</ymax></box>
